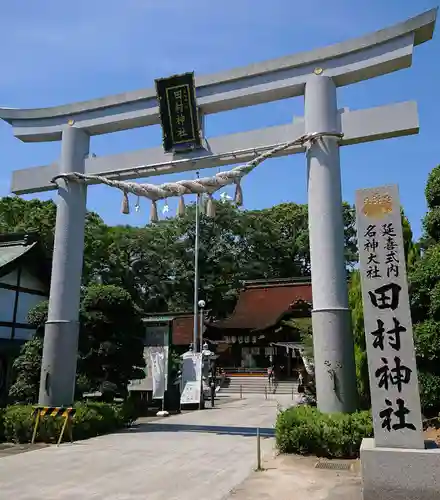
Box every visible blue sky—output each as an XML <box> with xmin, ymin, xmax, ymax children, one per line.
<box><xmin>0</xmin><ymin>0</ymin><xmax>438</xmax><ymax>239</ymax></box>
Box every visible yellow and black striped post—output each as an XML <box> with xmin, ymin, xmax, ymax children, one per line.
<box><xmin>31</xmin><ymin>407</ymin><xmax>76</xmax><ymax>446</ymax></box>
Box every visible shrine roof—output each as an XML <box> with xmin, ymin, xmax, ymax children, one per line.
<box><xmin>208</xmin><ymin>278</ymin><xmax>312</xmax><ymax>332</ymax></box>
<box><xmin>0</xmin><ymin>232</ymin><xmax>50</xmax><ymax>286</ymax></box>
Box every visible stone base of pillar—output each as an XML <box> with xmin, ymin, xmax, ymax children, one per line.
<box><xmin>312</xmin><ymin>307</ymin><xmax>358</xmax><ymax>413</ymax></box>
<box><xmin>38</xmin><ymin>320</ymin><xmax>80</xmax><ymax>407</ymax></box>
<box><xmin>360</xmin><ymin>438</ymin><xmax>440</xmax><ymax>500</ymax></box>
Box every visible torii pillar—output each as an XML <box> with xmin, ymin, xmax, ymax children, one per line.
<box><xmin>0</xmin><ymin>9</ymin><xmax>436</xmax><ymax>409</ymax></box>
<box><xmin>39</xmin><ymin>126</ymin><xmax>89</xmax><ymax>406</ymax></box>
<box><xmin>305</xmin><ymin>75</ymin><xmax>357</xmax><ymax>412</ymax></box>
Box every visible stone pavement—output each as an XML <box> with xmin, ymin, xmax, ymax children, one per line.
<box><xmin>226</xmin><ymin>453</ymin><xmax>363</xmax><ymax>500</ymax></box>
<box><xmin>0</xmin><ymin>395</ymin><xmax>293</xmax><ymax>500</ymax></box>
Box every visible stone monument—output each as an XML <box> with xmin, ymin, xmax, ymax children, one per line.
<box><xmin>356</xmin><ymin>184</ymin><xmax>440</xmax><ymax>500</ymax></box>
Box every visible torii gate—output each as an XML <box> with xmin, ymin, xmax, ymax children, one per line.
<box><xmin>0</xmin><ymin>9</ymin><xmax>436</xmax><ymax>413</ymax></box>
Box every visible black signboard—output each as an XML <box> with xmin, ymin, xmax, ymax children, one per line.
<box><xmin>155</xmin><ymin>72</ymin><xmax>202</xmax><ymax>153</ymax></box>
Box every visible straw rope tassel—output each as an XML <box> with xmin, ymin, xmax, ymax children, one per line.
<box><xmin>150</xmin><ymin>200</ymin><xmax>158</xmax><ymax>222</ymax></box>
<box><xmin>52</xmin><ymin>134</ymin><xmax>343</xmax><ymax>219</ymax></box>
<box><xmin>178</xmin><ymin>196</ymin><xmax>186</xmax><ymax>216</ymax></box>
<box><xmin>206</xmin><ymin>194</ymin><xmax>216</xmax><ymax>218</ymax></box>
<box><xmin>234</xmin><ymin>181</ymin><xmax>243</xmax><ymax>206</ymax></box>
<box><xmin>121</xmin><ymin>191</ymin><xmax>130</xmax><ymax>214</ymax></box>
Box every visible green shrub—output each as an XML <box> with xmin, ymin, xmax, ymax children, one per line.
<box><xmin>275</xmin><ymin>405</ymin><xmax>373</xmax><ymax>459</ymax></box>
<box><xmin>0</xmin><ymin>408</ymin><xmax>4</xmax><ymax>442</ymax></box>
<box><xmin>414</xmin><ymin>320</ymin><xmax>440</xmax><ymax>361</ymax></box>
<box><xmin>112</xmin><ymin>398</ymin><xmax>139</xmax><ymax>426</ymax></box>
<box><xmin>3</xmin><ymin>405</ymin><xmax>35</xmax><ymax>443</ymax></box>
<box><xmin>2</xmin><ymin>401</ymin><xmax>135</xmax><ymax>444</ymax></box>
<box><xmin>418</xmin><ymin>371</ymin><xmax>440</xmax><ymax>416</ymax></box>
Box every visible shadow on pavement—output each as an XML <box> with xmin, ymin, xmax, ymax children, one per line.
<box><xmin>122</xmin><ymin>422</ymin><xmax>276</xmax><ymax>438</ymax></box>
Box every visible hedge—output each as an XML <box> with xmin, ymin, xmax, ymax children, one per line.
<box><xmin>0</xmin><ymin>400</ymin><xmax>138</xmax><ymax>444</ymax></box>
<box><xmin>0</xmin><ymin>408</ymin><xmax>4</xmax><ymax>442</ymax></box>
<box><xmin>275</xmin><ymin>405</ymin><xmax>373</xmax><ymax>458</ymax></box>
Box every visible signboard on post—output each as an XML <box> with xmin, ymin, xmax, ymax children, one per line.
<box><xmin>180</xmin><ymin>352</ymin><xmax>202</xmax><ymax>405</ymax></box>
<box><xmin>355</xmin><ymin>184</ymin><xmax>424</xmax><ymax>449</ymax></box>
<box><xmin>155</xmin><ymin>72</ymin><xmax>202</xmax><ymax>153</ymax></box>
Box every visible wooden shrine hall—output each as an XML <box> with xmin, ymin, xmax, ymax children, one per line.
<box><xmin>205</xmin><ymin>278</ymin><xmax>313</xmax><ymax>379</ymax></box>
<box><xmin>0</xmin><ymin>232</ymin><xmax>51</xmax><ymax>405</ymax></box>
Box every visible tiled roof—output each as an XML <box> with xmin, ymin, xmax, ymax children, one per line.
<box><xmin>0</xmin><ymin>232</ymin><xmax>50</xmax><ymax>285</ymax></box>
<box><xmin>172</xmin><ymin>314</ymin><xmax>195</xmax><ymax>346</ymax></box>
<box><xmin>0</xmin><ymin>242</ymin><xmax>36</xmax><ymax>269</ymax></box>
<box><xmin>209</xmin><ymin>279</ymin><xmax>312</xmax><ymax>331</ymax></box>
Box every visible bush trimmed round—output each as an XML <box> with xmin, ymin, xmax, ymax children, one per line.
<box><xmin>1</xmin><ymin>401</ymin><xmax>135</xmax><ymax>444</ymax></box>
<box><xmin>275</xmin><ymin>405</ymin><xmax>373</xmax><ymax>458</ymax></box>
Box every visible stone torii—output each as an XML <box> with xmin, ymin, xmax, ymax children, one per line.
<box><xmin>0</xmin><ymin>9</ymin><xmax>436</xmax><ymax>412</ymax></box>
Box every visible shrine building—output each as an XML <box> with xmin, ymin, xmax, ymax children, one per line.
<box><xmin>205</xmin><ymin>277</ymin><xmax>312</xmax><ymax>379</ymax></box>
<box><xmin>137</xmin><ymin>277</ymin><xmax>313</xmax><ymax>381</ymax></box>
<box><xmin>0</xmin><ymin>232</ymin><xmax>51</xmax><ymax>404</ymax></box>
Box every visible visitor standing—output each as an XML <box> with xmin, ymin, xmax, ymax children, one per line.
<box><xmin>210</xmin><ymin>377</ymin><xmax>216</xmax><ymax>407</ymax></box>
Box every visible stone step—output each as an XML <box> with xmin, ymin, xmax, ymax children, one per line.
<box><xmin>221</xmin><ymin>377</ymin><xmax>299</xmax><ymax>395</ymax></box>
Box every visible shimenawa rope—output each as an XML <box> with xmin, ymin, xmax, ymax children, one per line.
<box><xmin>51</xmin><ymin>131</ymin><xmax>342</xmax><ymax>222</ymax></box>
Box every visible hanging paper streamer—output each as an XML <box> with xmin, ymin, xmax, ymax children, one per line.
<box><xmin>220</xmin><ymin>192</ymin><xmax>232</xmax><ymax>203</ymax></box>
<box><xmin>121</xmin><ymin>191</ymin><xmax>130</xmax><ymax>214</ymax></box>
<box><xmin>178</xmin><ymin>196</ymin><xmax>186</xmax><ymax>216</ymax></box>
<box><xmin>150</xmin><ymin>200</ymin><xmax>159</xmax><ymax>222</ymax></box>
<box><xmin>135</xmin><ymin>196</ymin><xmax>140</xmax><ymax>212</ymax></box>
<box><xmin>234</xmin><ymin>181</ymin><xmax>243</xmax><ymax>206</ymax></box>
<box><xmin>206</xmin><ymin>194</ymin><xmax>216</xmax><ymax>218</ymax></box>
<box><xmin>199</xmin><ymin>195</ymin><xmax>205</xmax><ymax>216</ymax></box>
<box><xmin>162</xmin><ymin>200</ymin><xmax>170</xmax><ymax>215</ymax></box>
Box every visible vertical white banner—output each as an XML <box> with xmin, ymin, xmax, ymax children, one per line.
<box><xmin>150</xmin><ymin>346</ymin><xmax>169</xmax><ymax>400</ymax></box>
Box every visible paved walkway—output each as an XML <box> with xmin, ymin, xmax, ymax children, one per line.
<box><xmin>0</xmin><ymin>395</ymin><xmax>293</xmax><ymax>500</ymax></box>
<box><xmin>226</xmin><ymin>454</ymin><xmax>362</xmax><ymax>500</ymax></box>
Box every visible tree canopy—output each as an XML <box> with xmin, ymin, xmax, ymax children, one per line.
<box><xmin>409</xmin><ymin>165</ymin><xmax>440</xmax><ymax>415</ymax></box>
<box><xmin>0</xmin><ymin>195</ymin><xmax>357</xmax><ymax>319</ymax></box>
<box><xmin>9</xmin><ymin>284</ymin><xmax>145</xmax><ymax>403</ymax></box>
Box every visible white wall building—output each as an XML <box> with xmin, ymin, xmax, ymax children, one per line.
<box><xmin>0</xmin><ymin>232</ymin><xmax>50</xmax><ymax>403</ymax></box>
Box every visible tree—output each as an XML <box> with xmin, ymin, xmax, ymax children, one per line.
<box><xmin>241</xmin><ymin>201</ymin><xmax>357</xmax><ymax>279</ymax></box>
<box><xmin>79</xmin><ymin>284</ymin><xmax>146</xmax><ymax>394</ymax></box>
<box><xmin>147</xmin><ymin>200</ymin><xmax>359</xmax><ymax>318</ymax></box>
<box><xmin>169</xmin><ymin>200</ymin><xmax>249</xmax><ymax>317</ymax></box>
<box><xmin>8</xmin><ymin>338</ymin><xmax>44</xmax><ymax>404</ymax></box>
<box><xmin>409</xmin><ymin>165</ymin><xmax>440</xmax><ymax>415</ymax></box>
<box><xmin>0</xmin><ymin>196</ymin><xmax>110</xmax><ymax>284</ymax></box>
<box><xmin>348</xmin><ymin>270</ymin><xmax>370</xmax><ymax>409</ymax></box>
<box><xmin>8</xmin><ymin>301</ymin><xmax>48</xmax><ymax>402</ymax></box>
<box><xmin>8</xmin><ymin>285</ymin><xmax>146</xmax><ymax>403</ymax></box>
<box><xmin>0</xmin><ymin>195</ymin><xmax>360</xmax><ymax>320</ymax></box>
<box><xmin>0</xmin><ymin>197</ymin><xmax>57</xmax><ymax>252</ymax></box>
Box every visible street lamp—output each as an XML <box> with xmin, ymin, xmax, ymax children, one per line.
<box><xmin>193</xmin><ymin>172</ymin><xmax>201</xmax><ymax>352</ymax></box>
<box><xmin>198</xmin><ymin>299</ymin><xmax>205</xmax><ymax>353</ymax></box>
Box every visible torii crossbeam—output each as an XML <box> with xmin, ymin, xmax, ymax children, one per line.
<box><xmin>0</xmin><ymin>9</ymin><xmax>436</xmax><ymax>412</ymax></box>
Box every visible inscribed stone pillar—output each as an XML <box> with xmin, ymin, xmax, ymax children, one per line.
<box><xmin>355</xmin><ymin>184</ymin><xmax>424</xmax><ymax>449</ymax></box>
